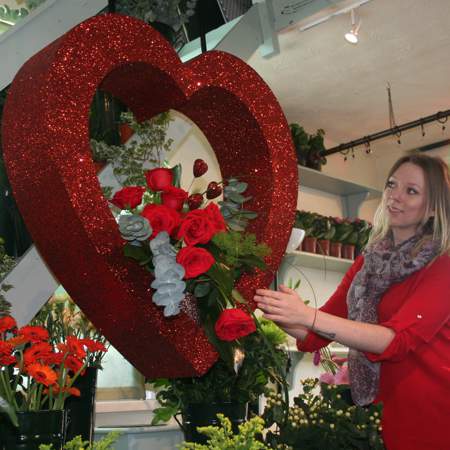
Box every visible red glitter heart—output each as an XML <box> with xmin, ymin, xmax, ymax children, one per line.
<box><xmin>2</xmin><ymin>14</ymin><xmax>298</xmax><ymax>378</ymax></box>
<box><xmin>193</xmin><ymin>158</ymin><xmax>208</xmax><ymax>178</ymax></box>
<box><xmin>206</xmin><ymin>181</ymin><xmax>223</xmax><ymax>200</ymax></box>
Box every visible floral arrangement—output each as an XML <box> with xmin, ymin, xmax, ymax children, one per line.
<box><xmin>31</xmin><ymin>292</ymin><xmax>109</xmax><ymax>369</ymax></box>
<box><xmin>150</xmin><ymin>318</ymin><xmax>288</xmax><ymax>425</ymax></box>
<box><xmin>180</xmin><ymin>414</ymin><xmax>269</xmax><ymax>450</ymax></box>
<box><xmin>263</xmin><ymin>378</ymin><xmax>384</xmax><ymax>450</ymax></box>
<box><xmin>263</xmin><ymin>349</ymin><xmax>384</xmax><ymax>450</ymax></box>
<box><xmin>0</xmin><ymin>315</ymin><xmax>107</xmax><ymax>420</ymax></box>
<box><xmin>110</xmin><ymin>158</ymin><xmax>289</xmax><ymax>422</ymax></box>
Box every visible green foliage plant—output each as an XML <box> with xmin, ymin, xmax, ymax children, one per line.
<box><xmin>290</xmin><ymin>124</ymin><xmax>327</xmax><ymax>170</ymax></box>
<box><xmin>263</xmin><ymin>379</ymin><xmax>384</xmax><ymax>450</ymax></box>
<box><xmin>294</xmin><ymin>211</ymin><xmax>316</xmax><ymax>237</ymax></box>
<box><xmin>90</xmin><ymin>111</ymin><xmax>173</xmax><ymax>192</ymax></box>
<box><xmin>39</xmin><ymin>431</ymin><xmax>121</xmax><ymax>450</ymax></box>
<box><xmin>179</xmin><ymin>414</ymin><xmax>270</xmax><ymax>450</ymax></box>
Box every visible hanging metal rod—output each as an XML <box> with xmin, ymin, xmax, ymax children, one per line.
<box><xmin>324</xmin><ymin>109</ymin><xmax>450</xmax><ymax>156</ymax></box>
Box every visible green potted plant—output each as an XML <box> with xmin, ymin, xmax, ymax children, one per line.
<box><xmin>290</xmin><ymin>124</ymin><xmax>327</xmax><ymax>171</ymax></box>
<box><xmin>313</xmin><ymin>215</ymin><xmax>336</xmax><ymax>256</ymax></box>
<box><xmin>149</xmin><ymin>318</ymin><xmax>288</xmax><ymax>444</ymax></box>
<box><xmin>332</xmin><ymin>218</ymin><xmax>355</xmax><ymax>260</ymax></box>
<box><xmin>354</xmin><ymin>219</ymin><xmax>373</xmax><ymax>255</ymax></box>
<box><xmin>295</xmin><ymin>211</ymin><xmax>318</xmax><ymax>253</ymax></box>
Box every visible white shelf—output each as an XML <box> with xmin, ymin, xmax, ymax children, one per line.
<box><xmin>284</xmin><ymin>250</ymin><xmax>354</xmax><ymax>273</ymax></box>
<box><xmin>298</xmin><ymin>165</ymin><xmax>381</xmax><ymax>199</ymax></box>
<box><xmin>298</xmin><ymin>165</ymin><xmax>382</xmax><ymax>218</ymax></box>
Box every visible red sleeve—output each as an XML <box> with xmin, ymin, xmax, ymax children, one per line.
<box><xmin>296</xmin><ymin>255</ymin><xmax>364</xmax><ymax>352</ymax></box>
<box><xmin>365</xmin><ymin>255</ymin><xmax>450</xmax><ymax>363</ymax></box>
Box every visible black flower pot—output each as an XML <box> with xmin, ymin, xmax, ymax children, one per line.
<box><xmin>1</xmin><ymin>410</ymin><xmax>66</xmax><ymax>450</ymax></box>
<box><xmin>65</xmin><ymin>367</ymin><xmax>98</xmax><ymax>443</ymax></box>
<box><xmin>182</xmin><ymin>402</ymin><xmax>248</xmax><ymax>445</ymax></box>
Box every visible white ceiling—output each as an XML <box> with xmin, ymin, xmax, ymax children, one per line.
<box><xmin>248</xmin><ymin>0</ymin><xmax>450</xmax><ymax>163</ymax></box>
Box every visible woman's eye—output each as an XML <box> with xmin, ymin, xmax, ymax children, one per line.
<box><xmin>407</xmin><ymin>188</ymin><xmax>418</xmax><ymax>195</ymax></box>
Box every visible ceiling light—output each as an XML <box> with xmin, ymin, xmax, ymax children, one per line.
<box><xmin>344</xmin><ymin>9</ymin><xmax>361</xmax><ymax>44</ymax></box>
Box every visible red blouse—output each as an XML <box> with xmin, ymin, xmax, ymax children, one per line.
<box><xmin>297</xmin><ymin>254</ymin><xmax>450</xmax><ymax>450</ymax></box>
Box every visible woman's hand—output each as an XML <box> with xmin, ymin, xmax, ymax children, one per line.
<box><xmin>254</xmin><ymin>285</ymin><xmax>315</xmax><ymax>331</ymax></box>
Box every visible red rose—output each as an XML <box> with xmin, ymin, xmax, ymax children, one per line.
<box><xmin>141</xmin><ymin>204</ymin><xmax>180</xmax><ymax>238</ymax></box>
<box><xmin>204</xmin><ymin>203</ymin><xmax>226</xmax><ymax>233</ymax></box>
<box><xmin>215</xmin><ymin>308</ymin><xmax>256</xmax><ymax>341</ymax></box>
<box><xmin>162</xmin><ymin>186</ymin><xmax>188</xmax><ymax>211</ymax></box>
<box><xmin>176</xmin><ymin>246</ymin><xmax>215</xmax><ymax>278</ymax></box>
<box><xmin>110</xmin><ymin>186</ymin><xmax>145</xmax><ymax>210</ymax></box>
<box><xmin>145</xmin><ymin>168</ymin><xmax>173</xmax><ymax>191</ymax></box>
<box><xmin>0</xmin><ymin>316</ymin><xmax>16</xmax><ymax>334</ymax></box>
<box><xmin>177</xmin><ymin>209</ymin><xmax>216</xmax><ymax>245</ymax></box>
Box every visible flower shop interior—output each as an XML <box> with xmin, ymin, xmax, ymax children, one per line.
<box><xmin>0</xmin><ymin>0</ymin><xmax>449</xmax><ymax>449</ymax></box>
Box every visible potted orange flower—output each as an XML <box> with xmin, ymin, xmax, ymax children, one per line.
<box><xmin>0</xmin><ymin>315</ymin><xmax>106</xmax><ymax>450</ymax></box>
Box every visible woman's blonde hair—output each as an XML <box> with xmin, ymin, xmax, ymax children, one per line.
<box><xmin>368</xmin><ymin>154</ymin><xmax>450</xmax><ymax>255</ymax></box>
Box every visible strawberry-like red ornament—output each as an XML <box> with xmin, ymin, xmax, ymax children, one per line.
<box><xmin>187</xmin><ymin>193</ymin><xmax>204</xmax><ymax>210</ymax></box>
<box><xmin>193</xmin><ymin>159</ymin><xmax>208</xmax><ymax>178</ymax></box>
<box><xmin>206</xmin><ymin>181</ymin><xmax>222</xmax><ymax>199</ymax></box>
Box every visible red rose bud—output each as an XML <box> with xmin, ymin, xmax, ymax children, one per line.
<box><xmin>161</xmin><ymin>186</ymin><xmax>188</xmax><ymax>211</ymax></box>
<box><xmin>145</xmin><ymin>168</ymin><xmax>173</xmax><ymax>191</ymax></box>
<box><xmin>215</xmin><ymin>308</ymin><xmax>256</xmax><ymax>341</ymax></box>
<box><xmin>193</xmin><ymin>159</ymin><xmax>208</xmax><ymax>177</ymax></box>
<box><xmin>206</xmin><ymin>181</ymin><xmax>222</xmax><ymax>199</ymax></box>
<box><xmin>187</xmin><ymin>193</ymin><xmax>204</xmax><ymax>210</ymax></box>
<box><xmin>176</xmin><ymin>246</ymin><xmax>215</xmax><ymax>279</ymax></box>
<box><xmin>110</xmin><ymin>186</ymin><xmax>145</xmax><ymax>210</ymax></box>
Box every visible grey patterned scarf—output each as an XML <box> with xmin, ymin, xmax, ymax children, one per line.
<box><xmin>346</xmin><ymin>225</ymin><xmax>439</xmax><ymax>405</ymax></box>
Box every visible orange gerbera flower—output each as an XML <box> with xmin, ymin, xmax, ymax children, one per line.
<box><xmin>7</xmin><ymin>335</ymin><xmax>28</xmax><ymax>347</ymax></box>
<box><xmin>26</xmin><ymin>363</ymin><xmax>58</xmax><ymax>386</ymax></box>
<box><xmin>79</xmin><ymin>338</ymin><xmax>107</xmax><ymax>353</ymax></box>
<box><xmin>64</xmin><ymin>355</ymin><xmax>84</xmax><ymax>375</ymax></box>
<box><xmin>0</xmin><ymin>316</ymin><xmax>16</xmax><ymax>334</ymax></box>
<box><xmin>0</xmin><ymin>354</ymin><xmax>16</xmax><ymax>365</ymax></box>
<box><xmin>24</xmin><ymin>342</ymin><xmax>53</xmax><ymax>366</ymax></box>
<box><xmin>17</xmin><ymin>326</ymin><xmax>49</xmax><ymax>343</ymax></box>
<box><xmin>45</xmin><ymin>384</ymin><xmax>81</xmax><ymax>397</ymax></box>
<box><xmin>66</xmin><ymin>336</ymin><xmax>86</xmax><ymax>359</ymax></box>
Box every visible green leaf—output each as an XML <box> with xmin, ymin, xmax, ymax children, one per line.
<box><xmin>123</xmin><ymin>242</ymin><xmax>150</xmax><ymax>262</ymax></box>
<box><xmin>151</xmin><ymin>405</ymin><xmax>179</xmax><ymax>424</ymax></box>
<box><xmin>194</xmin><ymin>282</ymin><xmax>211</xmax><ymax>298</ymax></box>
<box><xmin>171</xmin><ymin>163</ymin><xmax>182</xmax><ymax>188</ymax></box>
<box><xmin>0</xmin><ymin>395</ymin><xmax>18</xmax><ymax>427</ymax></box>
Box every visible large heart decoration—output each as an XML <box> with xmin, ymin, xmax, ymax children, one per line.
<box><xmin>1</xmin><ymin>14</ymin><xmax>298</xmax><ymax>378</ymax></box>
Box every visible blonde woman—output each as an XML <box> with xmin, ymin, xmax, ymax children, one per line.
<box><xmin>255</xmin><ymin>154</ymin><xmax>450</xmax><ymax>450</ymax></box>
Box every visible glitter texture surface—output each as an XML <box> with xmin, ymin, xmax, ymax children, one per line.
<box><xmin>1</xmin><ymin>14</ymin><xmax>298</xmax><ymax>378</ymax></box>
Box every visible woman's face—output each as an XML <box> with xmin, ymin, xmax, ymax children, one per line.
<box><xmin>385</xmin><ymin>162</ymin><xmax>430</xmax><ymax>242</ymax></box>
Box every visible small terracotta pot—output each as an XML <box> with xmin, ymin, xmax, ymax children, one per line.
<box><xmin>342</xmin><ymin>244</ymin><xmax>355</xmax><ymax>260</ymax></box>
<box><xmin>330</xmin><ymin>242</ymin><xmax>342</xmax><ymax>258</ymax></box>
<box><xmin>119</xmin><ymin>123</ymin><xmax>134</xmax><ymax>144</ymax></box>
<box><xmin>316</xmin><ymin>239</ymin><xmax>330</xmax><ymax>256</ymax></box>
<box><xmin>302</xmin><ymin>236</ymin><xmax>317</xmax><ymax>253</ymax></box>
